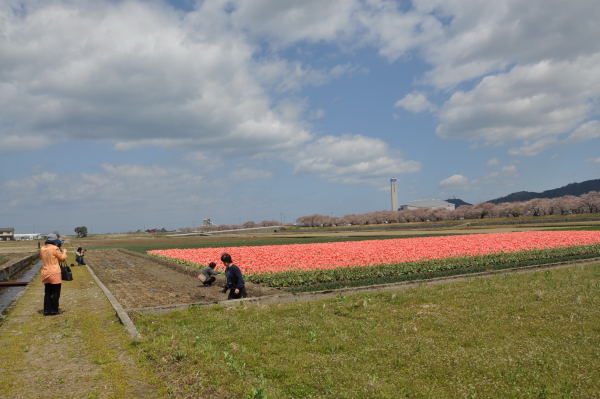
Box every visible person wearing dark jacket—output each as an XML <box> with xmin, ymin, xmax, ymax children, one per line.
<box><xmin>220</xmin><ymin>253</ymin><xmax>247</xmax><ymax>299</ymax></box>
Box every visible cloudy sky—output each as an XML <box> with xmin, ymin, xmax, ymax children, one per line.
<box><xmin>1</xmin><ymin>0</ymin><xmax>599</xmax><ymax>234</ymax></box>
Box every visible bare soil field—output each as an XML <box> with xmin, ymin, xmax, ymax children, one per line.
<box><xmin>85</xmin><ymin>249</ymin><xmax>280</xmax><ymax>310</ymax></box>
<box><xmin>0</xmin><ymin>242</ymin><xmax>38</xmax><ymax>255</ymax></box>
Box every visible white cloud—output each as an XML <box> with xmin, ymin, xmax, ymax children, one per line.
<box><xmin>292</xmin><ymin>134</ymin><xmax>420</xmax><ymax>184</ymax></box>
<box><xmin>308</xmin><ymin>109</ymin><xmax>326</xmax><ymax>120</ymax></box>
<box><xmin>567</xmin><ymin>120</ymin><xmax>600</xmax><ymax>142</ymax></box>
<box><xmin>230</xmin><ymin>168</ymin><xmax>273</xmax><ymax>180</ymax></box>
<box><xmin>440</xmin><ymin>174</ymin><xmax>470</xmax><ymax>187</ymax></box>
<box><xmin>231</xmin><ymin>0</ymin><xmax>359</xmax><ymax>47</ymax></box>
<box><xmin>256</xmin><ymin>59</ymin><xmax>360</xmax><ymax>93</ymax></box>
<box><xmin>486</xmin><ymin>158</ymin><xmax>500</xmax><ymax>167</ymax></box>
<box><xmin>394</xmin><ymin>92</ymin><xmax>436</xmax><ymax>113</ymax></box>
<box><xmin>0</xmin><ymin>134</ymin><xmax>52</xmax><ymax>152</ymax></box>
<box><xmin>508</xmin><ymin>137</ymin><xmax>560</xmax><ymax>157</ymax></box>
<box><xmin>0</xmin><ymin>163</ymin><xmax>203</xmax><ymax>206</ymax></box>
<box><xmin>437</xmin><ymin>56</ymin><xmax>600</xmax><ymax>153</ymax></box>
<box><xmin>587</xmin><ymin>157</ymin><xmax>600</xmax><ymax>164</ymax></box>
<box><xmin>229</xmin><ymin>0</ymin><xmax>600</xmax><ymax>159</ymax></box>
<box><xmin>499</xmin><ymin>164</ymin><xmax>519</xmax><ymax>176</ymax></box>
<box><xmin>0</xmin><ymin>0</ymin><xmax>312</xmax><ymax>155</ymax></box>
<box><xmin>478</xmin><ymin>163</ymin><xmax>520</xmax><ymax>183</ymax></box>
<box><xmin>419</xmin><ymin>0</ymin><xmax>600</xmax><ymax>88</ymax></box>
<box><xmin>184</xmin><ymin>151</ymin><xmax>210</xmax><ymax>163</ymax></box>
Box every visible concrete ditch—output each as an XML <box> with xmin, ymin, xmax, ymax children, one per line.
<box><xmin>0</xmin><ymin>253</ymin><xmax>39</xmax><ymax>282</ymax></box>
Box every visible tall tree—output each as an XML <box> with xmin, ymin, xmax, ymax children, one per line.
<box><xmin>74</xmin><ymin>226</ymin><xmax>88</xmax><ymax>238</ymax></box>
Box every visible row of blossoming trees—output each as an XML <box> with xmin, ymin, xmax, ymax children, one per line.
<box><xmin>296</xmin><ymin>192</ymin><xmax>600</xmax><ymax>227</ymax></box>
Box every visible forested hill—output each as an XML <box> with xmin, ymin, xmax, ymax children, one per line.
<box><xmin>488</xmin><ymin>178</ymin><xmax>600</xmax><ymax>204</ymax></box>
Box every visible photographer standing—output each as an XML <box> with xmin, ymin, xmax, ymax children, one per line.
<box><xmin>40</xmin><ymin>233</ymin><xmax>67</xmax><ymax>316</ymax></box>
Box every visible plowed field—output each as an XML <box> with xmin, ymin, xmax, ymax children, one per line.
<box><xmin>85</xmin><ymin>249</ymin><xmax>280</xmax><ymax>309</ymax></box>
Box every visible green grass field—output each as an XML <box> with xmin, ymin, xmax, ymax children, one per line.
<box><xmin>133</xmin><ymin>262</ymin><xmax>600</xmax><ymax>399</ymax></box>
<box><xmin>542</xmin><ymin>225</ymin><xmax>600</xmax><ymax>231</ymax></box>
<box><xmin>86</xmin><ymin>233</ymin><xmax>471</xmax><ymax>253</ymax></box>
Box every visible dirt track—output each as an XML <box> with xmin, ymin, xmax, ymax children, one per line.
<box><xmin>85</xmin><ymin>249</ymin><xmax>280</xmax><ymax>309</ymax></box>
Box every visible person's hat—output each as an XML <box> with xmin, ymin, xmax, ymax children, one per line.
<box><xmin>46</xmin><ymin>233</ymin><xmax>58</xmax><ymax>240</ymax></box>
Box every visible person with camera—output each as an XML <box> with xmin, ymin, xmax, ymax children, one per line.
<box><xmin>220</xmin><ymin>253</ymin><xmax>247</xmax><ymax>299</ymax></box>
<box><xmin>40</xmin><ymin>233</ymin><xmax>68</xmax><ymax>316</ymax></box>
<box><xmin>75</xmin><ymin>247</ymin><xmax>86</xmax><ymax>266</ymax></box>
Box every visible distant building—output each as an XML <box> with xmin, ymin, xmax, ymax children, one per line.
<box><xmin>400</xmin><ymin>200</ymin><xmax>455</xmax><ymax>211</ymax></box>
<box><xmin>14</xmin><ymin>233</ymin><xmax>42</xmax><ymax>241</ymax></box>
<box><xmin>0</xmin><ymin>228</ymin><xmax>15</xmax><ymax>241</ymax></box>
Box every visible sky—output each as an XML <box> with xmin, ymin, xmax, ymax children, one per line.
<box><xmin>1</xmin><ymin>0</ymin><xmax>599</xmax><ymax>234</ymax></box>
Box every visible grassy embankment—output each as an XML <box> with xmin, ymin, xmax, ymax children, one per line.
<box><xmin>133</xmin><ymin>262</ymin><xmax>600</xmax><ymax>399</ymax></box>
<box><xmin>0</xmin><ymin>252</ymin><xmax>166</xmax><ymax>399</ymax></box>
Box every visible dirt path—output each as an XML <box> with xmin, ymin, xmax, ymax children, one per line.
<box><xmin>0</xmin><ymin>261</ymin><xmax>164</xmax><ymax>399</ymax></box>
<box><xmin>86</xmin><ymin>249</ymin><xmax>280</xmax><ymax>309</ymax></box>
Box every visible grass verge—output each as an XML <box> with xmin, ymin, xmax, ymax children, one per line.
<box><xmin>132</xmin><ymin>262</ymin><xmax>600</xmax><ymax>398</ymax></box>
<box><xmin>540</xmin><ymin>225</ymin><xmax>600</xmax><ymax>231</ymax></box>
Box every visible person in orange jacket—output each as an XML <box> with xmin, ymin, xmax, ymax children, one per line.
<box><xmin>40</xmin><ymin>233</ymin><xmax>68</xmax><ymax>315</ymax></box>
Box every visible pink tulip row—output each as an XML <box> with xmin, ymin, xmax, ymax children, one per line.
<box><xmin>148</xmin><ymin>231</ymin><xmax>600</xmax><ymax>275</ymax></box>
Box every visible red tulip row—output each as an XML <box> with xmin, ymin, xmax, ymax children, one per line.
<box><xmin>250</xmin><ymin>244</ymin><xmax>600</xmax><ymax>288</ymax></box>
<box><xmin>149</xmin><ymin>231</ymin><xmax>600</xmax><ymax>276</ymax></box>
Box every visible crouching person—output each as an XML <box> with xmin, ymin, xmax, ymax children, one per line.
<box><xmin>199</xmin><ymin>262</ymin><xmax>220</xmax><ymax>286</ymax></box>
<box><xmin>220</xmin><ymin>253</ymin><xmax>247</xmax><ymax>300</ymax></box>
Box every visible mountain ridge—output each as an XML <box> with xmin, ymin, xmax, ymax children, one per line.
<box><xmin>488</xmin><ymin>178</ymin><xmax>600</xmax><ymax>204</ymax></box>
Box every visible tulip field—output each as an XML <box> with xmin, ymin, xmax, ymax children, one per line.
<box><xmin>149</xmin><ymin>231</ymin><xmax>600</xmax><ymax>289</ymax></box>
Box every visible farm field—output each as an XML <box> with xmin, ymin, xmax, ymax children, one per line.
<box><xmin>133</xmin><ymin>261</ymin><xmax>600</xmax><ymax>399</ymax></box>
<box><xmin>150</xmin><ymin>231</ymin><xmax>600</xmax><ymax>290</ymax></box>
<box><xmin>150</xmin><ymin>230</ymin><xmax>600</xmax><ymax>273</ymax></box>
<box><xmin>84</xmin><ymin>249</ymin><xmax>280</xmax><ymax>309</ymax></box>
<box><xmin>1</xmin><ymin>222</ymin><xmax>600</xmax><ymax>398</ymax></box>
<box><xmin>67</xmin><ymin>215</ymin><xmax>600</xmax><ymax>253</ymax></box>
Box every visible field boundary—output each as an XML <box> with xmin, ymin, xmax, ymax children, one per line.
<box><xmin>126</xmin><ymin>256</ymin><xmax>600</xmax><ymax>314</ymax></box>
<box><xmin>85</xmin><ymin>263</ymin><xmax>141</xmax><ymax>339</ymax></box>
<box><xmin>0</xmin><ymin>253</ymin><xmax>39</xmax><ymax>282</ymax></box>
<box><xmin>117</xmin><ymin>248</ymin><xmax>200</xmax><ymax>277</ymax></box>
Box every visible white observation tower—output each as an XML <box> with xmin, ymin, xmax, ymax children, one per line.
<box><xmin>390</xmin><ymin>177</ymin><xmax>398</xmax><ymax>211</ymax></box>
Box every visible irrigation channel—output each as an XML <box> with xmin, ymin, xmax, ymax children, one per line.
<box><xmin>0</xmin><ymin>260</ymin><xmax>42</xmax><ymax>318</ymax></box>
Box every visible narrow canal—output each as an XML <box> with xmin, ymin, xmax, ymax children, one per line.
<box><xmin>0</xmin><ymin>260</ymin><xmax>42</xmax><ymax>317</ymax></box>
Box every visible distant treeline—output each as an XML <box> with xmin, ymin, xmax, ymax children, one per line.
<box><xmin>296</xmin><ymin>191</ymin><xmax>600</xmax><ymax>227</ymax></box>
<box><xmin>178</xmin><ymin>220</ymin><xmax>281</xmax><ymax>233</ymax></box>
